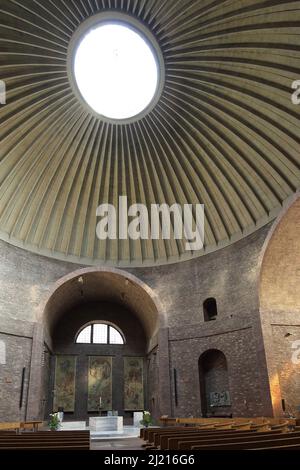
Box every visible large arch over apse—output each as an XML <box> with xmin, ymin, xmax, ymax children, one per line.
<box><xmin>43</xmin><ymin>267</ymin><xmax>165</xmax><ymax>350</ymax></box>
<box><xmin>26</xmin><ymin>268</ymin><xmax>167</xmax><ymax>421</ymax></box>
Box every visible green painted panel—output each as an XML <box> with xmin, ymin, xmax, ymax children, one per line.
<box><xmin>53</xmin><ymin>356</ymin><xmax>76</xmax><ymax>412</ymax></box>
<box><xmin>88</xmin><ymin>356</ymin><xmax>112</xmax><ymax>411</ymax></box>
<box><xmin>124</xmin><ymin>357</ymin><xmax>144</xmax><ymax>410</ymax></box>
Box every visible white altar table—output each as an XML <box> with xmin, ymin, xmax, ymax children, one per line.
<box><xmin>89</xmin><ymin>416</ymin><xmax>123</xmax><ymax>432</ymax></box>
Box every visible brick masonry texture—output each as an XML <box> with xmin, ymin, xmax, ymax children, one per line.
<box><xmin>0</xmin><ymin>201</ymin><xmax>298</xmax><ymax>420</ymax></box>
<box><xmin>271</xmin><ymin>325</ymin><xmax>300</xmax><ymax>413</ymax></box>
<box><xmin>0</xmin><ymin>333</ymin><xmax>32</xmax><ymax>421</ymax></box>
<box><xmin>169</xmin><ymin>328</ymin><xmax>266</xmax><ymax>418</ymax></box>
<box><xmin>199</xmin><ymin>350</ymin><xmax>231</xmax><ymax>417</ymax></box>
<box><xmin>260</xmin><ymin>196</ymin><xmax>300</xmax><ymax>417</ymax></box>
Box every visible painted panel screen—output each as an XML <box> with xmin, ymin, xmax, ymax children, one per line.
<box><xmin>88</xmin><ymin>356</ymin><xmax>112</xmax><ymax>411</ymax></box>
<box><xmin>53</xmin><ymin>356</ymin><xmax>76</xmax><ymax>412</ymax></box>
<box><xmin>124</xmin><ymin>357</ymin><xmax>144</xmax><ymax>410</ymax></box>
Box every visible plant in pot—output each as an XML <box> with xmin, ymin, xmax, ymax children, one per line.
<box><xmin>140</xmin><ymin>411</ymin><xmax>153</xmax><ymax>428</ymax></box>
<box><xmin>49</xmin><ymin>412</ymin><xmax>61</xmax><ymax>431</ymax></box>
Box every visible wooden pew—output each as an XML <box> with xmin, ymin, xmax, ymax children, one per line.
<box><xmin>142</xmin><ymin>426</ymin><xmax>194</xmax><ymax>444</ymax></box>
<box><xmin>159</xmin><ymin>416</ymin><xmax>177</xmax><ymax>427</ymax></box>
<box><xmin>141</xmin><ymin>423</ymin><xmax>192</xmax><ymax>440</ymax></box>
<box><xmin>20</xmin><ymin>421</ymin><xmax>43</xmax><ymax>432</ymax></box>
<box><xmin>140</xmin><ymin>427</ymin><xmax>160</xmax><ymax>440</ymax></box>
<box><xmin>0</xmin><ymin>435</ymin><xmax>90</xmax><ymax>441</ymax></box>
<box><xmin>0</xmin><ymin>430</ymin><xmax>90</xmax><ymax>450</ymax></box>
<box><xmin>162</xmin><ymin>430</ymin><xmax>263</xmax><ymax>450</ymax></box>
<box><xmin>0</xmin><ymin>431</ymin><xmax>89</xmax><ymax>436</ymax></box>
<box><xmin>175</xmin><ymin>430</ymin><xmax>285</xmax><ymax>450</ymax></box>
<box><xmin>176</xmin><ymin>417</ymin><xmax>222</xmax><ymax>426</ymax></box>
<box><xmin>0</xmin><ymin>444</ymin><xmax>90</xmax><ymax>450</ymax></box>
<box><xmin>0</xmin><ymin>423</ymin><xmax>20</xmax><ymax>433</ymax></box>
<box><xmin>144</xmin><ymin>425</ymin><xmax>225</xmax><ymax>447</ymax></box>
<box><xmin>0</xmin><ymin>421</ymin><xmax>43</xmax><ymax>433</ymax></box>
<box><xmin>142</xmin><ymin>417</ymin><xmax>257</xmax><ymax>440</ymax></box>
<box><xmin>165</xmin><ymin>430</ymin><xmax>281</xmax><ymax>451</ymax></box>
<box><xmin>140</xmin><ymin>417</ymin><xmax>296</xmax><ymax>451</ymax></box>
<box><xmin>154</xmin><ymin>427</ymin><xmax>261</xmax><ymax>449</ymax></box>
<box><xmin>250</xmin><ymin>443</ymin><xmax>300</xmax><ymax>450</ymax></box>
<box><xmin>156</xmin><ymin>428</ymin><xmax>246</xmax><ymax>449</ymax></box>
<box><xmin>190</xmin><ymin>432</ymin><xmax>300</xmax><ymax>450</ymax></box>
<box><xmin>251</xmin><ymin>422</ymin><xmax>271</xmax><ymax>432</ymax></box>
<box><xmin>142</xmin><ymin>422</ymin><xmax>253</xmax><ymax>448</ymax></box>
<box><xmin>0</xmin><ymin>431</ymin><xmax>89</xmax><ymax>440</ymax></box>
<box><xmin>213</xmin><ymin>422</ymin><xmax>235</xmax><ymax>430</ymax></box>
<box><xmin>270</xmin><ymin>420</ymin><xmax>291</xmax><ymax>433</ymax></box>
<box><xmin>144</xmin><ymin>428</ymin><xmax>203</xmax><ymax>449</ymax></box>
<box><xmin>173</xmin><ymin>417</ymin><xmax>291</xmax><ymax>428</ymax></box>
<box><xmin>232</xmin><ymin>422</ymin><xmax>253</xmax><ymax>430</ymax></box>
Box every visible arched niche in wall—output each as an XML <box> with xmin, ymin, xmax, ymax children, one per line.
<box><xmin>198</xmin><ymin>349</ymin><xmax>231</xmax><ymax>418</ymax></box>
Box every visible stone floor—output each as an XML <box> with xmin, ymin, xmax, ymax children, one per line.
<box><xmin>91</xmin><ymin>437</ymin><xmax>144</xmax><ymax>450</ymax></box>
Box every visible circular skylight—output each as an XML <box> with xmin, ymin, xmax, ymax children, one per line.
<box><xmin>74</xmin><ymin>23</ymin><xmax>159</xmax><ymax>120</ymax></box>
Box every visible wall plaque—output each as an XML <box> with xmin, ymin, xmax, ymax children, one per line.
<box><xmin>209</xmin><ymin>391</ymin><xmax>231</xmax><ymax>407</ymax></box>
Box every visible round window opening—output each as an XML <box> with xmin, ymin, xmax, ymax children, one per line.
<box><xmin>74</xmin><ymin>23</ymin><xmax>159</xmax><ymax>120</ymax></box>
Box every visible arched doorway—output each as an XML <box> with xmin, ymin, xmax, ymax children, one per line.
<box><xmin>40</xmin><ymin>268</ymin><xmax>163</xmax><ymax>423</ymax></box>
<box><xmin>199</xmin><ymin>349</ymin><xmax>231</xmax><ymax>418</ymax></box>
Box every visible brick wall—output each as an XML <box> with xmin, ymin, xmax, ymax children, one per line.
<box><xmin>260</xmin><ymin>196</ymin><xmax>300</xmax><ymax>417</ymax></box>
<box><xmin>0</xmin><ymin>220</ymin><xmax>277</xmax><ymax>420</ymax></box>
<box><xmin>169</xmin><ymin>324</ymin><xmax>267</xmax><ymax>418</ymax></box>
<box><xmin>0</xmin><ymin>332</ymin><xmax>32</xmax><ymax>421</ymax></box>
<box><xmin>199</xmin><ymin>350</ymin><xmax>231</xmax><ymax>417</ymax></box>
<box><xmin>271</xmin><ymin>325</ymin><xmax>300</xmax><ymax>414</ymax></box>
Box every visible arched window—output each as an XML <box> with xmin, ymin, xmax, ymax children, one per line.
<box><xmin>203</xmin><ymin>298</ymin><xmax>218</xmax><ymax>322</ymax></box>
<box><xmin>76</xmin><ymin>323</ymin><xmax>125</xmax><ymax>345</ymax></box>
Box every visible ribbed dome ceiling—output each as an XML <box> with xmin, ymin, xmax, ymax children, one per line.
<box><xmin>0</xmin><ymin>0</ymin><xmax>299</xmax><ymax>266</ymax></box>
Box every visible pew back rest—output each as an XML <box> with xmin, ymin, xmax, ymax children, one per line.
<box><xmin>0</xmin><ymin>423</ymin><xmax>20</xmax><ymax>431</ymax></box>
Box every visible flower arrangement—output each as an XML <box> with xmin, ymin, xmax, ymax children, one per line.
<box><xmin>140</xmin><ymin>411</ymin><xmax>153</xmax><ymax>427</ymax></box>
<box><xmin>49</xmin><ymin>412</ymin><xmax>61</xmax><ymax>431</ymax></box>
